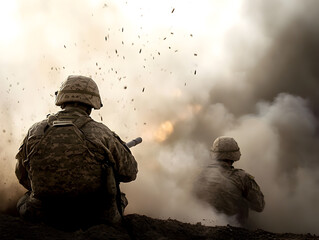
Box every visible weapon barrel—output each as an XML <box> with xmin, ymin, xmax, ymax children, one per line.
<box><xmin>126</xmin><ymin>137</ymin><xmax>142</xmax><ymax>148</ymax></box>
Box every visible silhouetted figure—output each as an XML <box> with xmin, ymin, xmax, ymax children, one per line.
<box><xmin>194</xmin><ymin>136</ymin><xmax>264</xmax><ymax>226</ymax></box>
<box><xmin>15</xmin><ymin>75</ymin><xmax>138</xmax><ymax>229</ymax></box>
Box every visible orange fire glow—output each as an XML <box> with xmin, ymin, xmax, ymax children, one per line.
<box><xmin>154</xmin><ymin>121</ymin><xmax>174</xmax><ymax>142</ymax></box>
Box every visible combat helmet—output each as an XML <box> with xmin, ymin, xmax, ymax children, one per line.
<box><xmin>55</xmin><ymin>75</ymin><xmax>103</xmax><ymax>109</ymax></box>
<box><xmin>211</xmin><ymin>136</ymin><xmax>241</xmax><ymax>161</ymax></box>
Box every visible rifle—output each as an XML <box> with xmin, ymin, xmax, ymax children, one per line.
<box><xmin>126</xmin><ymin>137</ymin><xmax>142</xmax><ymax>148</ymax></box>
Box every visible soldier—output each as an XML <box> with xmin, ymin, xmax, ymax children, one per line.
<box><xmin>194</xmin><ymin>136</ymin><xmax>264</xmax><ymax>226</ymax></box>
<box><xmin>15</xmin><ymin>75</ymin><xmax>138</xmax><ymax>229</ymax></box>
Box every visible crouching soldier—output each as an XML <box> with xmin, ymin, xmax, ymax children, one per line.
<box><xmin>194</xmin><ymin>136</ymin><xmax>264</xmax><ymax>226</ymax></box>
<box><xmin>15</xmin><ymin>75</ymin><xmax>138</xmax><ymax>229</ymax></box>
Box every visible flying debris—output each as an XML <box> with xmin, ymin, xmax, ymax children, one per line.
<box><xmin>142</xmin><ymin>87</ymin><xmax>145</xmax><ymax>92</ymax></box>
<box><xmin>171</xmin><ymin>8</ymin><xmax>175</xmax><ymax>13</ymax></box>
<box><xmin>194</xmin><ymin>70</ymin><xmax>197</xmax><ymax>75</ymax></box>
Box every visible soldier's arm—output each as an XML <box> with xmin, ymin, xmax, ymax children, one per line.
<box><xmin>15</xmin><ymin>136</ymin><xmax>31</xmax><ymax>191</ymax></box>
<box><xmin>107</xmin><ymin>132</ymin><xmax>138</xmax><ymax>183</ymax></box>
<box><xmin>244</xmin><ymin>174</ymin><xmax>265</xmax><ymax>212</ymax></box>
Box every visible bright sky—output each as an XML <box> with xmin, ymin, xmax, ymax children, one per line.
<box><xmin>0</xmin><ymin>0</ymin><xmax>244</xmax><ymax>58</ymax></box>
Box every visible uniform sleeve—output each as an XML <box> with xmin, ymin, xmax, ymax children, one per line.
<box><xmin>15</xmin><ymin>136</ymin><xmax>31</xmax><ymax>191</ymax></box>
<box><xmin>244</xmin><ymin>173</ymin><xmax>265</xmax><ymax>212</ymax></box>
<box><xmin>107</xmin><ymin>132</ymin><xmax>138</xmax><ymax>183</ymax></box>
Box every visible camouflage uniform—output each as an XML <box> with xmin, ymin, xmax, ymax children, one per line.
<box><xmin>194</xmin><ymin>137</ymin><xmax>264</xmax><ymax>225</ymax></box>
<box><xmin>15</xmin><ymin>76</ymin><xmax>138</xmax><ymax>228</ymax></box>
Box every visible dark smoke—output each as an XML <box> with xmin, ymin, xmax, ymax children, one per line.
<box><xmin>165</xmin><ymin>0</ymin><xmax>319</xmax><ymax>234</ymax></box>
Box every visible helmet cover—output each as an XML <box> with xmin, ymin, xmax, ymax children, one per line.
<box><xmin>55</xmin><ymin>75</ymin><xmax>102</xmax><ymax>109</ymax></box>
<box><xmin>211</xmin><ymin>136</ymin><xmax>241</xmax><ymax>161</ymax></box>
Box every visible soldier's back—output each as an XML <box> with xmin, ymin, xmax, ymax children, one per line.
<box><xmin>194</xmin><ymin>163</ymin><xmax>249</xmax><ymax>218</ymax></box>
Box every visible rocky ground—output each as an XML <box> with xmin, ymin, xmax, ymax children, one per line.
<box><xmin>0</xmin><ymin>212</ymin><xmax>318</xmax><ymax>240</ymax></box>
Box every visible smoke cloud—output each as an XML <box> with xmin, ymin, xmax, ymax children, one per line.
<box><xmin>0</xmin><ymin>0</ymin><xmax>318</xmax><ymax>234</ymax></box>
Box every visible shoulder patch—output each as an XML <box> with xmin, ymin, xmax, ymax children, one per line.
<box><xmin>246</xmin><ymin>173</ymin><xmax>255</xmax><ymax>180</ymax></box>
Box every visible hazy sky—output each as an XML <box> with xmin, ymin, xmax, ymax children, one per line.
<box><xmin>1</xmin><ymin>0</ymin><xmax>318</xmax><ymax>234</ymax></box>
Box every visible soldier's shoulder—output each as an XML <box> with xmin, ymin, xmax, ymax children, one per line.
<box><xmin>27</xmin><ymin>118</ymin><xmax>49</xmax><ymax>137</ymax></box>
<box><xmin>232</xmin><ymin>168</ymin><xmax>246</xmax><ymax>174</ymax></box>
<box><xmin>84</xmin><ymin>119</ymin><xmax>113</xmax><ymax>135</ymax></box>
<box><xmin>245</xmin><ymin>172</ymin><xmax>255</xmax><ymax>180</ymax></box>
<box><xmin>233</xmin><ymin>168</ymin><xmax>255</xmax><ymax>179</ymax></box>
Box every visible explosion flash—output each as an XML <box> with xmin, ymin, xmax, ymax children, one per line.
<box><xmin>154</xmin><ymin>121</ymin><xmax>174</xmax><ymax>142</ymax></box>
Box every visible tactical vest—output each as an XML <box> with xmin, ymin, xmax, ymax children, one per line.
<box><xmin>28</xmin><ymin>115</ymin><xmax>104</xmax><ymax>199</ymax></box>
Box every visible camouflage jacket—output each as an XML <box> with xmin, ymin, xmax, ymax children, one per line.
<box><xmin>194</xmin><ymin>160</ymin><xmax>264</xmax><ymax>222</ymax></box>
<box><xmin>15</xmin><ymin>107</ymin><xmax>138</xmax><ymax>192</ymax></box>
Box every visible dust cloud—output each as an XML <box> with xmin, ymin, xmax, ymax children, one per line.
<box><xmin>0</xmin><ymin>0</ymin><xmax>318</xmax><ymax>234</ymax></box>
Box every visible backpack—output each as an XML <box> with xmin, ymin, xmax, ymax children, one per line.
<box><xmin>28</xmin><ymin>115</ymin><xmax>104</xmax><ymax>199</ymax></box>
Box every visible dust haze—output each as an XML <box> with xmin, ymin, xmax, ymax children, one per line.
<box><xmin>0</xmin><ymin>0</ymin><xmax>318</xmax><ymax>234</ymax></box>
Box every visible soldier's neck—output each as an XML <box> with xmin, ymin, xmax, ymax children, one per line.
<box><xmin>63</xmin><ymin>104</ymin><xmax>92</xmax><ymax>115</ymax></box>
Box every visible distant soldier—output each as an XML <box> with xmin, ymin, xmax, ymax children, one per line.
<box><xmin>194</xmin><ymin>136</ymin><xmax>264</xmax><ymax>226</ymax></box>
<box><xmin>15</xmin><ymin>75</ymin><xmax>138</xmax><ymax>229</ymax></box>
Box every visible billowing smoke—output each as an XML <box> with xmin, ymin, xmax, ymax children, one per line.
<box><xmin>0</xmin><ymin>0</ymin><xmax>318</xmax><ymax>234</ymax></box>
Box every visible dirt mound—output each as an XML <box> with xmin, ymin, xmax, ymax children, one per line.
<box><xmin>0</xmin><ymin>212</ymin><xmax>317</xmax><ymax>240</ymax></box>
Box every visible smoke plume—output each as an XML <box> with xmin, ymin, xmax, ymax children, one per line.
<box><xmin>0</xmin><ymin>0</ymin><xmax>318</xmax><ymax>234</ymax></box>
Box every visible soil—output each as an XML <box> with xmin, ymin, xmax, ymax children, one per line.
<box><xmin>0</xmin><ymin>212</ymin><xmax>317</xmax><ymax>240</ymax></box>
